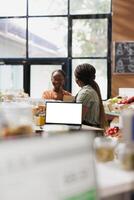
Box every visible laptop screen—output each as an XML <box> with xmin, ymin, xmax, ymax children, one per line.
<box><xmin>45</xmin><ymin>102</ymin><xmax>82</xmax><ymax>125</ymax></box>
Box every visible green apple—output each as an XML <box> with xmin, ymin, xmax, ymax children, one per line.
<box><xmin>111</xmin><ymin>97</ymin><xmax>119</xmax><ymax>103</ymax></box>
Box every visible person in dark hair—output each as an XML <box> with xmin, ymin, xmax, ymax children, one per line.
<box><xmin>42</xmin><ymin>69</ymin><xmax>71</xmax><ymax>101</ymax></box>
<box><xmin>74</xmin><ymin>63</ymin><xmax>106</xmax><ymax>128</ymax></box>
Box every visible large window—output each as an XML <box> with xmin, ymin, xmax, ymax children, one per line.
<box><xmin>28</xmin><ymin>17</ymin><xmax>67</xmax><ymax>58</ymax></box>
<box><xmin>0</xmin><ymin>65</ymin><xmax>23</xmax><ymax>91</ymax></box>
<box><xmin>0</xmin><ymin>0</ymin><xmax>112</xmax><ymax>99</ymax></box>
<box><xmin>71</xmin><ymin>17</ymin><xmax>108</xmax><ymax>99</ymax></box>
<box><xmin>0</xmin><ymin>19</ymin><xmax>26</xmax><ymax>58</ymax></box>
<box><xmin>72</xmin><ymin>19</ymin><xmax>108</xmax><ymax>57</ymax></box>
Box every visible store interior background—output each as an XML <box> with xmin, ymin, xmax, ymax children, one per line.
<box><xmin>0</xmin><ymin>1</ymin><xmax>134</xmax><ymax>199</ymax></box>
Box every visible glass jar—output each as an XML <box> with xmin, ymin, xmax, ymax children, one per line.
<box><xmin>94</xmin><ymin>137</ymin><xmax>117</xmax><ymax>162</ymax></box>
<box><xmin>29</xmin><ymin>98</ymin><xmax>46</xmax><ymax>127</ymax></box>
<box><xmin>34</xmin><ymin>114</ymin><xmax>46</xmax><ymax>126</ymax></box>
<box><xmin>117</xmin><ymin>143</ymin><xmax>134</xmax><ymax>171</ymax></box>
<box><xmin>0</xmin><ymin>102</ymin><xmax>34</xmax><ymax>137</ymax></box>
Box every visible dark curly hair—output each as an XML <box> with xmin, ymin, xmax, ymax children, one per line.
<box><xmin>51</xmin><ymin>69</ymin><xmax>66</xmax><ymax>79</ymax></box>
<box><xmin>75</xmin><ymin>63</ymin><xmax>106</xmax><ymax>129</ymax></box>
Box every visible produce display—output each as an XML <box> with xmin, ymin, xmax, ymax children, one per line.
<box><xmin>101</xmin><ymin>94</ymin><xmax>134</xmax><ymax>170</ymax></box>
<box><xmin>104</xmin><ymin>96</ymin><xmax>134</xmax><ymax>113</ymax></box>
<box><xmin>103</xmin><ymin>95</ymin><xmax>134</xmax><ymax>140</ymax></box>
<box><xmin>105</xmin><ymin>126</ymin><xmax>122</xmax><ymax>138</ymax></box>
<box><xmin>0</xmin><ymin>90</ymin><xmax>29</xmax><ymax>102</ymax></box>
<box><xmin>107</xmin><ymin>96</ymin><xmax>134</xmax><ymax>104</ymax></box>
<box><xmin>118</xmin><ymin>96</ymin><xmax>134</xmax><ymax>104</ymax></box>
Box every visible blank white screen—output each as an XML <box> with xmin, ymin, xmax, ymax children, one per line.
<box><xmin>46</xmin><ymin>102</ymin><xmax>82</xmax><ymax>125</ymax></box>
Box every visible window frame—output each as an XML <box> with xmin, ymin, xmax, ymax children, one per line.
<box><xmin>69</xmin><ymin>14</ymin><xmax>112</xmax><ymax>99</ymax></box>
<box><xmin>0</xmin><ymin>0</ymin><xmax>112</xmax><ymax>99</ymax></box>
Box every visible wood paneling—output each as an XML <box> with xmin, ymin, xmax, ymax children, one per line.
<box><xmin>112</xmin><ymin>74</ymin><xmax>134</xmax><ymax>97</ymax></box>
<box><xmin>112</xmin><ymin>0</ymin><xmax>134</xmax><ymax>97</ymax></box>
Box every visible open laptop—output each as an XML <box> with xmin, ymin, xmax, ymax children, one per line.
<box><xmin>45</xmin><ymin>101</ymin><xmax>82</xmax><ymax>131</ymax></box>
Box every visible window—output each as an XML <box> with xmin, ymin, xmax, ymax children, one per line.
<box><xmin>70</xmin><ymin>0</ymin><xmax>111</xmax><ymax>14</ymax></box>
<box><xmin>0</xmin><ymin>19</ymin><xmax>26</xmax><ymax>58</ymax></box>
<box><xmin>28</xmin><ymin>17</ymin><xmax>67</xmax><ymax>58</ymax></box>
<box><xmin>0</xmin><ymin>0</ymin><xmax>26</xmax><ymax>17</ymax></box>
<box><xmin>71</xmin><ymin>17</ymin><xmax>109</xmax><ymax>99</ymax></box>
<box><xmin>29</xmin><ymin>0</ymin><xmax>68</xmax><ymax>15</ymax></box>
<box><xmin>0</xmin><ymin>0</ymin><xmax>112</xmax><ymax>99</ymax></box>
<box><xmin>72</xmin><ymin>19</ymin><xmax>107</xmax><ymax>57</ymax></box>
<box><xmin>0</xmin><ymin>65</ymin><xmax>23</xmax><ymax>91</ymax></box>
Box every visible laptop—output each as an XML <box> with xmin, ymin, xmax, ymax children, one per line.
<box><xmin>45</xmin><ymin>101</ymin><xmax>82</xmax><ymax>131</ymax></box>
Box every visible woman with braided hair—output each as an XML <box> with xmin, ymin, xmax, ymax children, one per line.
<box><xmin>74</xmin><ymin>63</ymin><xmax>106</xmax><ymax>129</ymax></box>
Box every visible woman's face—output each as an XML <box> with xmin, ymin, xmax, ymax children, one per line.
<box><xmin>51</xmin><ymin>72</ymin><xmax>65</xmax><ymax>91</ymax></box>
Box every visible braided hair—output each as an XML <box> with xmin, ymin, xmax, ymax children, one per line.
<box><xmin>74</xmin><ymin>63</ymin><xmax>106</xmax><ymax>129</ymax></box>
